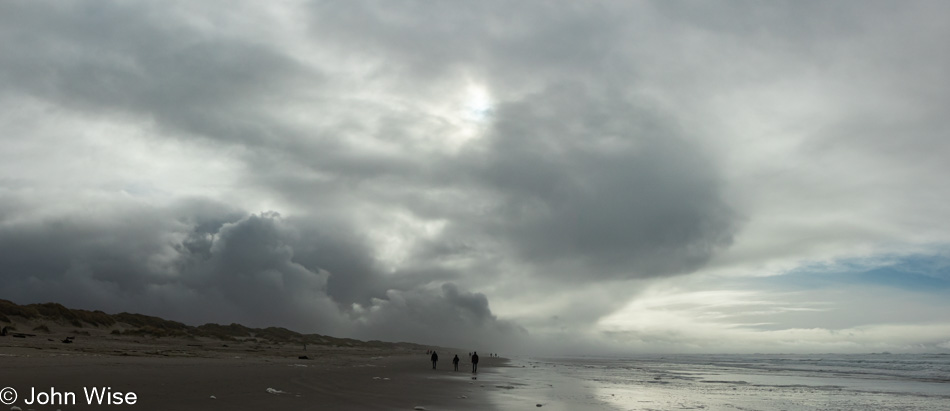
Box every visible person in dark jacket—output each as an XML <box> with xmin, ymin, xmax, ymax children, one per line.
<box><xmin>431</xmin><ymin>351</ymin><xmax>439</xmax><ymax>369</ymax></box>
<box><xmin>453</xmin><ymin>354</ymin><xmax>460</xmax><ymax>371</ymax></box>
<box><xmin>471</xmin><ymin>351</ymin><xmax>479</xmax><ymax>373</ymax></box>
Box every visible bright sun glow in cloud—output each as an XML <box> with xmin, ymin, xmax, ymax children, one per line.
<box><xmin>419</xmin><ymin>82</ymin><xmax>495</xmax><ymax>153</ymax></box>
<box><xmin>463</xmin><ymin>84</ymin><xmax>493</xmax><ymax>122</ymax></box>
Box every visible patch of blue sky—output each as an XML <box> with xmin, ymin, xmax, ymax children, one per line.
<box><xmin>765</xmin><ymin>252</ymin><xmax>950</xmax><ymax>292</ymax></box>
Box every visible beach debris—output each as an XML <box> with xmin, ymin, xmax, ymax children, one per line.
<box><xmin>266</xmin><ymin>388</ymin><xmax>287</xmax><ymax>395</ymax></box>
<box><xmin>537</xmin><ymin>404</ymin><xmax>543</xmax><ymax>407</ymax></box>
<box><xmin>413</xmin><ymin>407</ymin><xmax>426</xmax><ymax>410</ymax></box>
<box><xmin>458</xmin><ymin>395</ymin><xmax>467</xmax><ymax>399</ymax></box>
<box><xmin>373</xmin><ymin>377</ymin><xmax>381</xmax><ymax>380</ymax></box>
<box><xmin>210</xmin><ymin>395</ymin><xmax>217</xmax><ymax>399</ymax></box>
<box><xmin>298</xmin><ymin>355</ymin><xmax>309</xmax><ymax>360</ymax></box>
<box><xmin>496</xmin><ymin>385</ymin><xmax>515</xmax><ymax>389</ymax></box>
<box><xmin>383</xmin><ymin>378</ymin><xmax>390</xmax><ymax>380</ymax></box>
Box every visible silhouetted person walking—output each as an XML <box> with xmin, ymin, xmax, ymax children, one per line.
<box><xmin>431</xmin><ymin>351</ymin><xmax>439</xmax><ymax>369</ymax></box>
<box><xmin>471</xmin><ymin>351</ymin><xmax>479</xmax><ymax>373</ymax></box>
<box><xmin>453</xmin><ymin>354</ymin><xmax>460</xmax><ymax>371</ymax></box>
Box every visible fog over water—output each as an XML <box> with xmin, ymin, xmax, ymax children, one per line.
<box><xmin>2</xmin><ymin>1</ymin><xmax>950</xmax><ymax>354</ymax></box>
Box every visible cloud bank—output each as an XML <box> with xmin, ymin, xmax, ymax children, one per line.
<box><xmin>2</xmin><ymin>0</ymin><xmax>949</xmax><ymax>353</ymax></box>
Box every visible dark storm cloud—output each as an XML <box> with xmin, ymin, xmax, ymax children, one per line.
<box><xmin>0</xmin><ymin>197</ymin><xmax>515</xmax><ymax>344</ymax></box>
<box><xmin>0</xmin><ymin>200</ymin><xmax>315</xmax><ymax>326</ymax></box>
<box><xmin>0</xmin><ymin>0</ymin><xmax>759</xmax><ymax>348</ymax></box>
<box><xmin>0</xmin><ymin>0</ymin><xmax>317</xmax><ymax>150</ymax></box>
<box><xmin>0</xmin><ymin>199</ymin><xmax>241</xmax><ymax>316</ymax></box>
<box><xmin>350</xmin><ymin>283</ymin><xmax>526</xmax><ymax>349</ymax></box>
<box><xmin>467</xmin><ymin>83</ymin><xmax>735</xmax><ymax>279</ymax></box>
<box><xmin>386</xmin><ymin>83</ymin><xmax>737</xmax><ymax>282</ymax></box>
<box><xmin>0</xmin><ymin>0</ymin><xmax>530</xmax><ymax>345</ymax></box>
<box><xmin>297</xmin><ymin>1</ymin><xmax>739</xmax><ymax>280</ymax></box>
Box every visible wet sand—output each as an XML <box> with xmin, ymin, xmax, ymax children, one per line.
<box><xmin>483</xmin><ymin>356</ymin><xmax>950</xmax><ymax>411</ymax></box>
<box><xmin>1</xmin><ymin>333</ymin><xmax>507</xmax><ymax>410</ymax></box>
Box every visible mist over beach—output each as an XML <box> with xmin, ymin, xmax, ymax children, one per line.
<box><xmin>2</xmin><ymin>0</ymin><xmax>950</xmax><ymax>409</ymax></box>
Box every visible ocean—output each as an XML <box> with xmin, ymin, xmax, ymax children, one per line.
<box><xmin>484</xmin><ymin>353</ymin><xmax>950</xmax><ymax>410</ymax></box>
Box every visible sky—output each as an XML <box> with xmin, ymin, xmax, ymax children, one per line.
<box><xmin>1</xmin><ymin>0</ymin><xmax>949</xmax><ymax>355</ymax></box>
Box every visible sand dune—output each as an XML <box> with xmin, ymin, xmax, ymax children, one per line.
<box><xmin>0</xmin><ymin>300</ymin><xmax>507</xmax><ymax>410</ymax></box>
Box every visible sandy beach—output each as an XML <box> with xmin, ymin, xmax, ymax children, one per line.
<box><xmin>1</xmin><ymin>328</ymin><xmax>508</xmax><ymax>410</ymax></box>
<box><xmin>4</xmin><ymin>302</ymin><xmax>948</xmax><ymax>411</ymax></box>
